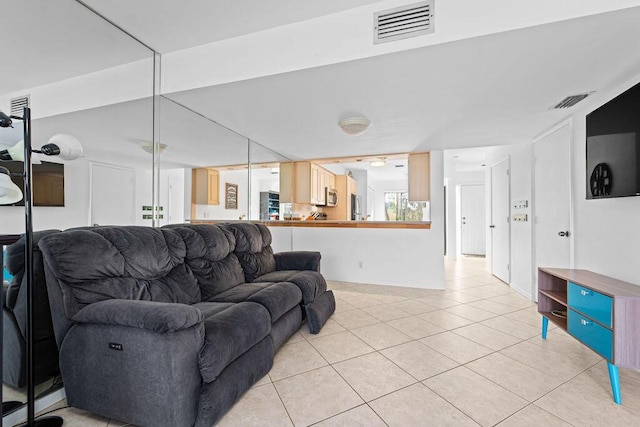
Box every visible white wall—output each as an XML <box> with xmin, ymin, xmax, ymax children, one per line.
<box><xmin>569</xmin><ymin>75</ymin><xmax>640</xmax><ymax>285</ymax></box>
<box><xmin>485</xmin><ymin>144</ymin><xmax>533</xmax><ymax>298</ymax></box>
<box><xmin>158</xmin><ymin>168</ymin><xmax>186</xmax><ymax>226</ymax></box>
<box><xmin>269</xmin><ymin>151</ymin><xmax>445</xmax><ymax>289</ymax></box>
<box><xmin>0</xmin><ymin>158</ymin><xmax>91</xmax><ymax>234</ymax></box>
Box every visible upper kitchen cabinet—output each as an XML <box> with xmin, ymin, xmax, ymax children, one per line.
<box><xmin>279</xmin><ymin>162</ymin><xmax>293</xmax><ymax>203</ymax></box>
<box><xmin>280</xmin><ymin>161</ymin><xmax>335</xmax><ymax>205</ymax></box>
<box><xmin>192</xmin><ymin>168</ymin><xmax>220</xmax><ymax>205</ymax></box>
<box><xmin>408</xmin><ymin>152</ymin><xmax>430</xmax><ymax>202</ymax></box>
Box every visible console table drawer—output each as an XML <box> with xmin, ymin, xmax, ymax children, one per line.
<box><xmin>568</xmin><ymin>282</ymin><xmax>612</xmax><ymax>327</ymax></box>
<box><xmin>568</xmin><ymin>309</ymin><xmax>612</xmax><ymax>360</ymax></box>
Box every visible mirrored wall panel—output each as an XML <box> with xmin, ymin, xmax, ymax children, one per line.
<box><xmin>157</xmin><ymin>96</ymin><xmax>250</xmax><ymax>225</ymax></box>
<box><xmin>1</xmin><ymin>0</ymin><xmax>155</xmax><ymax>418</ymax></box>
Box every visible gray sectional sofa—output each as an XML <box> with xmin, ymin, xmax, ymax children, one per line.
<box><xmin>38</xmin><ymin>223</ymin><xmax>335</xmax><ymax>427</ymax></box>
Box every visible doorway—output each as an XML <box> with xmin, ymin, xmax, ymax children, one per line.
<box><xmin>167</xmin><ymin>174</ymin><xmax>185</xmax><ymax>225</ymax></box>
<box><xmin>90</xmin><ymin>163</ymin><xmax>136</xmax><ymax>226</ymax></box>
<box><xmin>533</xmin><ymin>122</ymin><xmax>572</xmax><ymax>299</ymax></box>
<box><xmin>490</xmin><ymin>158</ymin><xmax>510</xmax><ymax>283</ymax></box>
<box><xmin>460</xmin><ymin>184</ymin><xmax>486</xmax><ymax>255</ymax></box>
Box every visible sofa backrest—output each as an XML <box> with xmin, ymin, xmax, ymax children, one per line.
<box><xmin>39</xmin><ymin>226</ymin><xmax>201</xmax><ymax>319</ymax></box>
<box><xmin>165</xmin><ymin>224</ymin><xmax>245</xmax><ymax>300</ymax></box>
<box><xmin>5</xmin><ymin>230</ymin><xmax>60</xmax><ymax>341</ymax></box>
<box><xmin>221</xmin><ymin>223</ymin><xmax>276</xmax><ymax>282</ymax></box>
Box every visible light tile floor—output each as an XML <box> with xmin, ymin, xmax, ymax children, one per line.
<box><xmin>37</xmin><ymin>256</ymin><xmax>640</xmax><ymax>426</ymax></box>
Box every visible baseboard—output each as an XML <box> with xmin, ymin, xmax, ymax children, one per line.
<box><xmin>2</xmin><ymin>388</ymin><xmax>66</xmax><ymax>427</ymax></box>
<box><xmin>510</xmin><ymin>284</ymin><xmax>532</xmax><ymax>301</ymax></box>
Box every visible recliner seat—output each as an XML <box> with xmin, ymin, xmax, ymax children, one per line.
<box><xmin>222</xmin><ymin>222</ymin><xmax>335</xmax><ymax>333</ymax></box>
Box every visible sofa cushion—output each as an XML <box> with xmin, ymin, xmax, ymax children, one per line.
<box><xmin>38</xmin><ymin>227</ymin><xmax>200</xmax><ymax>317</ymax></box>
<box><xmin>197</xmin><ymin>301</ymin><xmax>271</xmax><ymax>382</ymax></box>
<box><xmin>209</xmin><ymin>282</ymin><xmax>301</xmax><ymax>323</ymax></box>
<box><xmin>72</xmin><ymin>300</ymin><xmax>204</xmax><ymax>333</ymax></box>
<box><xmin>254</xmin><ymin>270</ymin><xmax>327</xmax><ymax>304</ymax></box>
<box><xmin>168</xmin><ymin>225</ymin><xmax>245</xmax><ymax>299</ymax></box>
<box><xmin>222</xmin><ymin>223</ymin><xmax>276</xmax><ymax>282</ymax></box>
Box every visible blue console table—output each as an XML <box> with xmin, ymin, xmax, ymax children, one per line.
<box><xmin>538</xmin><ymin>267</ymin><xmax>640</xmax><ymax>405</ymax></box>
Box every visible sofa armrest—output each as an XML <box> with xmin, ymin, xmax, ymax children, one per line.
<box><xmin>274</xmin><ymin>251</ymin><xmax>321</xmax><ymax>272</ymax></box>
<box><xmin>72</xmin><ymin>300</ymin><xmax>203</xmax><ymax>333</ymax></box>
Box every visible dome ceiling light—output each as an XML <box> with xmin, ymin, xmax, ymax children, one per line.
<box><xmin>338</xmin><ymin>117</ymin><xmax>371</xmax><ymax>136</ymax></box>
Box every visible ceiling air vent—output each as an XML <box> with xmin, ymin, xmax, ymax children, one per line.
<box><xmin>10</xmin><ymin>95</ymin><xmax>30</xmax><ymax>116</ymax></box>
<box><xmin>549</xmin><ymin>93</ymin><xmax>592</xmax><ymax>109</ymax></box>
<box><xmin>374</xmin><ymin>1</ymin><xmax>434</xmax><ymax>44</ymax></box>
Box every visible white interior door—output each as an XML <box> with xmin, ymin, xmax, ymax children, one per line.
<box><xmin>460</xmin><ymin>184</ymin><xmax>486</xmax><ymax>255</ymax></box>
<box><xmin>491</xmin><ymin>158</ymin><xmax>510</xmax><ymax>283</ymax></box>
<box><xmin>91</xmin><ymin>164</ymin><xmax>135</xmax><ymax>226</ymax></box>
<box><xmin>167</xmin><ymin>175</ymin><xmax>185</xmax><ymax>225</ymax></box>
<box><xmin>534</xmin><ymin>123</ymin><xmax>572</xmax><ymax>298</ymax></box>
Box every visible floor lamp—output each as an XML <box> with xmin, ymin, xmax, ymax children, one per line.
<box><xmin>1</xmin><ymin>107</ymin><xmax>83</xmax><ymax>426</ymax></box>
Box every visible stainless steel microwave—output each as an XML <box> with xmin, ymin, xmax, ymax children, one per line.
<box><xmin>325</xmin><ymin>187</ymin><xmax>338</xmax><ymax>207</ymax></box>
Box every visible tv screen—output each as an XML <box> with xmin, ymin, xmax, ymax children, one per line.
<box><xmin>586</xmin><ymin>82</ymin><xmax>640</xmax><ymax>199</ymax></box>
<box><xmin>4</xmin><ymin>161</ymin><xmax>65</xmax><ymax>206</ymax></box>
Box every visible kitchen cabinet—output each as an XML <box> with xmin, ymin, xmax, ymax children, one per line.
<box><xmin>290</xmin><ymin>162</ymin><xmax>335</xmax><ymax>205</ymax></box>
<box><xmin>408</xmin><ymin>152</ymin><xmax>430</xmax><ymax>201</ymax></box>
<box><xmin>279</xmin><ymin>162</ymin><xmax>293</xmax><ymax>203</ymax></box>
<box><xmin>192</xmin><ymin>168</ymin><xmax>219</xmax><ymax>205</ymax></box>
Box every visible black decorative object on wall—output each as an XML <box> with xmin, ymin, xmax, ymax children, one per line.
<box><xmin>590</xmin><ymin>162</ymin><xmax>612</xmax><ymax>197</ymax></box>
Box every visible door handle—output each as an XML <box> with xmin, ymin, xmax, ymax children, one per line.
<box><xmin>489</xmin><ymin>225</ymin><xmax>495</xmax><ymax>228</ymax></box>
<box><xmin>558</xmin><ymin>231</ymin><xmax>570</xmax><ymax>237</ymax></box>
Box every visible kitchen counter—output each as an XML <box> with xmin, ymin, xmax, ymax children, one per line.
<box><xmin>188</xmin><ymin>220</ymin><xmax>431</xmax><ymax>229</ymax></box>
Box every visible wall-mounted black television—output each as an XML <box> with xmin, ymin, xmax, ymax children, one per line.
<box><xmin>586</xmin><ymin>81</ymin><xmax>640</xmax><ymax>199</ymax></box>
<box><xmin>3</xmin><ymin>161</ymin><xmax>65</xmax><ymax>206</ymax></box>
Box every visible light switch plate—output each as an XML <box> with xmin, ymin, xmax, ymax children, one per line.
<box><xmin>512</xmin><ymin>214</ymin><xmax>528</xmax><ymax>222</ymax></box>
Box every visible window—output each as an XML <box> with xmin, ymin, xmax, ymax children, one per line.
<box><xmin>384</xmin><ymin>192</ymin><xmax>430</xmax><ymax>221</ymax></box>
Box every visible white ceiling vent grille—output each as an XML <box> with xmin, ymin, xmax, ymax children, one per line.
<box><xmin>374</xmin><ymin>1</ymin><xmax>434</xmax><ymax>44</ymax></box>
<box><xmin>549</xmin><ymin>93</ymin><xmax>592</xmax><ymax>109</ymax></box>
<box><xmin>10</xmin><ymin>95</ymin><xmax>30</xmax><ymax>116</ymax></box>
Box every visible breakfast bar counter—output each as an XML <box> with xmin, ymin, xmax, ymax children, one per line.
<box><xmin>187</xmin><ymin>219</ymin><xmax>442</xmax><ymax>289</ymax></box>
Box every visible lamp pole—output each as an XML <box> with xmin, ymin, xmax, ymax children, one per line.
<box><xmin>21</xmin><ymin>107</ymin><xmax>62</xmax><ymax>427</ymax></box>
<box><xmin>1</xmin><ymin>107</ymin><xmax>63</xmax><ymax>427</ymax></box>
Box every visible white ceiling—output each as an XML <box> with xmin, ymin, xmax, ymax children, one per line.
<box><xmin>166</xmin><ymin>7</ymin><xmax>640</xmax><ymax>160</ymax></box>
<box><xmin>0</xmin><ymin>0</ymin><xmax>151</xmax><ymax>97</ymax></box>
<box><xmin>323</xmin><ymin>158</ymin><xmax>409</xmax><ymax>181</ymax></box>
<box><xmin>4</xmin><ymin>2</ymin><xmax>640</xmax><ymax>168</ymax></box>
<box><xmin>444</xmin><ymin>147</ymin><xmax>490</xmax><ymax>174</ymax></box>
<box><xmin>82</xmin><ymin>0</ymin><xmax>382</xmax><ymax>53</ymax></box>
